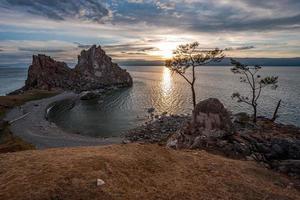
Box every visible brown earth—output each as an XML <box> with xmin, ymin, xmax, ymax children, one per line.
<box><xmin>0</xmin><ymin>122</ymin><xmax>35</xmax><ymax>153</ymax></box>
<box><xmin>0</xmin><ymin>143</ymin><xmax>299</xmax><ymax>200</ymax></box>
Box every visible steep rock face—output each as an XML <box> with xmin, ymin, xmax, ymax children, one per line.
<box><xmin>24</xmin><ymin>55</ymin><xmax>74</xmax><ymax>90</ymax></box>
<box><xmin>75</xmin><ymin>45</ymin><xmax>132</xmax><ymax>87</ymax></box>
<box><xmin>20</xmin><ymin>45</ymin><xmax>132</xmax><ymax>92</ymax></box>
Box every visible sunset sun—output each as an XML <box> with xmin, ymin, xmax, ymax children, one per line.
<box><xmin>153</xmin><ymin>42</ymin><xmax>179</xmax><ymax>59</ymax></box>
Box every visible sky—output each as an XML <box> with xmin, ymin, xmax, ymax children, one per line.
<box><xmin>0</xmin><ymin>0</ymin><xmax>299</xmax><ymax>67</ymax></box>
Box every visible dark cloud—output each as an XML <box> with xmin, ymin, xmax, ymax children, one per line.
<box><xmin>2</xmin><ymin>0</ymin><xmax>109</xmax><ymax>22</ymax></box>
<box><xmin>225</xmin><ymin>46</ymin><xmax>255</xmax><ymax>51</ymax></box>
<box><xmin>205</xmin><ymin>14</ymin><xmax>300</xmax><ymax>32</ymax></box>
<box><xmin>103</xmin><ymin>43</ymin><xmax>158</xmax><ymax>53</ymax></box>
<box><xmin>121</xmin><ymin>52</ymin><xmax>147</xmax><ymax>55</ymax></box>
<box><xmin>1</xmin><ymin>0</ymin><xmax>300</xmax><ymax>32</ymax></box>
<box><xmin>138</xmin><ymin>47</ymin><xmax>159</xmax><ymax>52</ymax></box>
<box><xmin>110</xmin><ymin>0</ymin><xmax>300</xmax><ymax>32</ymax></box>
<box><xmin>74</xmin><ymin>42</ymin><xmax>92</xmax><ymax>49</ymax></box>
<box><xmin>18</xmin><ymin>47</ymin><xmax>67</xmax><ymax>53</ymax></box>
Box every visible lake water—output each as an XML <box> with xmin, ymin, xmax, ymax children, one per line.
<box><xmin>0</xmin><ymin>67</ymin><xmax>27</xmax><ymax>95</ymax></box>
<box><xmin>1</xmin><ymin>66</ymin><xmax>299</xmax><ymax>137</ymax></box>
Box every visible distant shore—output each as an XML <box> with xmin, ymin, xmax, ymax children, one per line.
<box><xmin>4</xmin><ymin>92</ymin><xmax>122</xmax><ymax>149</ymax></box>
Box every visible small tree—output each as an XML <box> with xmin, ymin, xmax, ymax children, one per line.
<box><xmin>231</xmin><ymin>59</ymin><xmax>278</xmax><ymax>123</ymax></box>
<box><xmin>165</xmin><ymin>42</ymin><xmax>224</xmax><ymax>108</ymax></box>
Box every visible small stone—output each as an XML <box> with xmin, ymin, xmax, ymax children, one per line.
<box><xmin>97</xmin><ymin>179</ymin><xmax>105</xmax><ymax>186</ymax></box>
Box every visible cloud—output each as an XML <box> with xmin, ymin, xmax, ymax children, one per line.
<box><xmin>224</xmin><ymin>46</ymin><xmax>255</xmax><ymax>51</ymax></box>
<box><xmin>155</xmin><ymin>2</ymin><xmax>176</xmax><ymax>10</ymax></box>
<box><xmin>1</xmin><ymin>0</ymin><xmax>300</xmax><ymax>33</ymax></box>
<box><xmin>74</xmin><ymin>42</ymin><xmax>92</xmax><ymax>49</ymax></box>
<box><xmin>109</xmin><ymin>0</ymin><xmax>300</xmax><ymax>33</ymax></box>
<box><xmin>103</xmin><ymin>42</ymin><xmax>158</xmax><ymax>53</ymax></box>
<box><xmin>0</xmin><ymin>0</ymin><xmax>299</xmax><ymax>62</ymax></box>
<box><xmin>18</xmin><ymin>47</ymin><xmax>67</xmax><ymax>53</ymax></box>
<box><xmin>1</xmin><ymin>0</ymin><xmax>109</xmax><ymax>22</ymax></box>
<box><xmin>121</xmin><ymin>52</ymin><xmax>147</xmax><ymax>55</ymax></box>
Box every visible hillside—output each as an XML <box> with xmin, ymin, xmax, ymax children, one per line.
<box><xmin>0</xmin><ymin>144</ymin><xmax>299</xmax><ymax>200</ymax></box>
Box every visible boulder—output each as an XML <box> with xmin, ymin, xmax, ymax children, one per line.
<box><xmin>191</xmin><ymin>98</ymin><xmax>234</xmax><ymax>135</ymax></box>
<box><xmin>167</xmin><ymin>98</ymin><xmax>234</xmax><ymax>149</ymax></box>
<box><xmin>16</xmin><ymin>45</ymin><xmax>132</xmax><ymax>93</ymax></box>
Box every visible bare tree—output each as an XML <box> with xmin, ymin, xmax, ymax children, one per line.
<box><xmin>231</xmin><ymin>59</ymin><xmax>279</xmax><ymax>123</ymax></box>
<box><xmin>165</xmin><ymin>42</ymin><xmax>224</xmax><ymax>108</ymax></box>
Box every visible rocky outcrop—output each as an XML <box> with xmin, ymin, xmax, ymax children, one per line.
<box><xmin>124</xmin><ymin>114</ymin><xmax>191</xmax><ymax>144</ymax></box>
<box><xmin>75</xmin><ymin>45</ymin><xmax>132</xmax><ymax>87</ymax></box>
<box><xmin>165</xmin><ymin>100</ymin><xmax>300</xmax><ymax>178</ymax></box>
<box><xmin>24</xmin><ymin>55</ymin><xmax>75</xmax><ymax>91</ymax></box>
<box><xmin>17</xmin><ymin>45</ymin><xmax>132</xmax><ymax>93</ymax></box>
<box><xmin>167</xmin><ymin>98</ymin><xmax>234</xmax><ymax>149</ymax></box>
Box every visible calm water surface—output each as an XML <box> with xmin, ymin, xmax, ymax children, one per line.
<box><xmin>0</xmin><ymin>67</ymin><xmax>27</xmax><ymax>95</ymax></box>
<box><xmin>1</xmin><ymin>66</ymin><xmax>299</xmax><ymax>137</ymax></box>
<box><xmin>50</xmin><ymin>66</ymin><xmax>300</xmax><ymax>137</ymax></box>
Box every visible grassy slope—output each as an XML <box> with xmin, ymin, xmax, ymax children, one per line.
<box><xmin>0</xmin><ymin>90</ymin><xmax>59</xmax><ymax>153</ymax></box>
<box><xmin>0</xmin><ymin>144</ymin><xmax>299</xmax><ymax>200</ymax></box>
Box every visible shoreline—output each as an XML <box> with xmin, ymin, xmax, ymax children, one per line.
<box><xmin>4</xmin><ymin>92</ymin><xmax>122</xmax><ymax>149</ymax></box>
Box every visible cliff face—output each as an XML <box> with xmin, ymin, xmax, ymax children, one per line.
<box><xmin>75</xmin><ymin>45</ymin><xmax>132</xmax><ymax>86</ymax></box>
<box><xmin>21</xmin><ymin>45</ymin><xmax>132</xmax><ymax>92</ymax></box>
<box><xmin>24</xmin><ymin>55</ymin><xmax>74</xmax><ymax>91</ymax></box>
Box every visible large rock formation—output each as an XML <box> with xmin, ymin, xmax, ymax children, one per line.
<box><xmin>24</xmin><ymin>55</ymin><xmax>75</xmax><ymax>91</ymax></box>
<box><xmin>75</xmin><ymin>45</ymin><xmax>132</xmax><ymax>87</ymax></box>
<box><xmin>18</xmin><ymin>45</ymin><xmax>132</xmax><ymax>92</ymax></box>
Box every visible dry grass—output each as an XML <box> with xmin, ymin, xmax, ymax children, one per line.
<box><xmin>0</xmin><ymin>125</ymin><xmax>35</xmax><ymax>153</ymax></box>
<box><xmin>0</xmin><ymin>144</ymin><xmax>299</xmax><ymax>200</ymax></box>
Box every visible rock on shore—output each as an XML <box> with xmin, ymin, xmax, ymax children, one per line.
<box><xmin>124</xmin><ymin>98</ymin><xmax>300</xmax><ymax>180</ymax></box>
<box><xmin>14</xmin><ymin>45</ymin><xmax>132</xmax><ymax>93</ymax></box>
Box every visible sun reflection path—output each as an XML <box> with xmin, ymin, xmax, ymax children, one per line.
<box><xmin>162</xmin><ymin>67</ymin><xmax>172</xmax><ymax>96</ymax></box>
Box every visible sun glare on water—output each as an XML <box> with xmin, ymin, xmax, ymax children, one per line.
<box><xmin>162</xmin><ymin>67</ymin><xmax>172</xmax><ymax>96</ymax></box>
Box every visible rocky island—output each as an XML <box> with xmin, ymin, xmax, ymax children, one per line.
<box><xmin>14</xmin><ymin>45</ymin><xmax>132</xmax><ymax>93</ymax></box>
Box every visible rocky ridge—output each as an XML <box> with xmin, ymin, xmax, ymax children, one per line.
<box><xmin>124</xmin><ymin>98</ymin><xmax>300</xmax><ymax>182</ymax></box>
<box><xmin>15</xmin><ymin>45</ymin><xmax>132</xmax><ymax>93</ymax></box>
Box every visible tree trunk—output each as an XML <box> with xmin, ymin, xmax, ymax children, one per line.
<box><xmin>272</xmin><ymin>99</ymin><xmax>281</xmax><ymax>122</ymax></box>
<box><xmin>191</xmin><ymin>84</ymin><xmax>196</xmax><ymax>109</ymax></box>
<box><xmin>253</xmin><ymin>105</ymin><xmax>257</xmax><ymax>123</ymax></box>
<box><xmin>191</xmin><ymin>65</ymin><xmax>196</xmax><ymax>109</ymax></box>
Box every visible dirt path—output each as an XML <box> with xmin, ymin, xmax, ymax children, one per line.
<box><xmin>4</xmin><ymin>92</ymin><xmax>121</xmax><ymax>149</ymax></box>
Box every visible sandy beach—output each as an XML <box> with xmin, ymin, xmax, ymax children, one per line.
<box><xmin>4</xmin><ymin>92</ymin><xmax>122</xmax><ymax>149</ymax></box>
